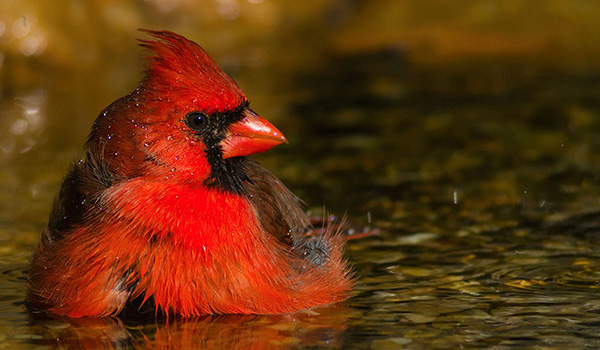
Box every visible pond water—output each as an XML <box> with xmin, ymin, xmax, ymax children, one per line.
<box><xmin>3</xmin><ymin>1</ymin><xmax>600</xmax><ymax>349</ymax></box>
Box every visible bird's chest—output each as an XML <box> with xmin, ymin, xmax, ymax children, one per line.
<box><xmin>106</xmin><ymin>180</ymin><xmax>287</xmax><ymax>314</ymax></box>
<box><xmin>107</xmin><ymin>179</ymin><xmax>259</xmax><ymax>253</ymax></box>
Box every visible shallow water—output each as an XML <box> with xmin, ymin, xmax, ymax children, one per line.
<box><xmin>3</xmin><ymin>1</ymin><xmax>600</xmax><ymax>349</ymax></box>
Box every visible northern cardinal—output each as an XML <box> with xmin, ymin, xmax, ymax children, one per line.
<box><xmin>27</xmin><ymin>30</ymin><xmax>352</xmax><ymax>318</ymax></box>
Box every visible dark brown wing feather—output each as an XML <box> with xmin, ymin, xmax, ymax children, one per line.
<box><xmin>243</xmin><ymin>160</ymin><xmax>336</xmax><ymax>268</ymax></box>
<box><xmin>243</xmin><ymin>160</ymin><xmax>310</xmax><ymax>244</ymax></box>
<box><xmin>45</xmin><ymin>146</ymin><xmax>120</xmax><ymax>243</ymax></box>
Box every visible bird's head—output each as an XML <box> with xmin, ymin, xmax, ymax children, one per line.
<box><xmin>87</xmin><ymin>30</ymin><xmax>286</xmax><ymax>193</ymax></box>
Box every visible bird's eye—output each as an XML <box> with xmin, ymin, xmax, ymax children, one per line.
<box><xmin>185</xmin><ymin>112</ymin><xmax>210</xmax><ymax>133</ymax></box>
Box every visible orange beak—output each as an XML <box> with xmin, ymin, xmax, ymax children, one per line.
<box><xmin>221</xmin><ymin>109</ymin><xmax>287</xmax><ymax>159</ymax></box>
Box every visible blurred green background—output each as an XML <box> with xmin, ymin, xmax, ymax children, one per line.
<box><xmin>4</xmin><ymin>0</ymin><xmax>600</xmax><ymax>223</ymax></box>
<box><xmin>3</xmin><ymin>0</ymin><xmax>600</xmax><ymax>158</ymax></box>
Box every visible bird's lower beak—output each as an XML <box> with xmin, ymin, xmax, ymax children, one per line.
<box><xmin>221</xmin><ymin>109</ymin><xmax>288</xmax><ymax>159</ymax></box>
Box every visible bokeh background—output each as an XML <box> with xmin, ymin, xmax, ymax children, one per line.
<box><xmin>3</xmin><ymin>1</ymin><xmax>600</xmax><ymax>348</ymax></box>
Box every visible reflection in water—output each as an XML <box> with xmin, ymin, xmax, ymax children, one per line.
<box><xmin>29</xmin><ymin>306</ymin><xmax>350</xmax><ymax>349</ymax></box>
<box><xmin>30</xmin><ymin>316</ymin><xmax>132</xmax><ymax>349</ymax></box>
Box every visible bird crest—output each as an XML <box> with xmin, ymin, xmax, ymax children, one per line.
<box><xmin>138</xmin><ymin>29</ymin><xmax>246</xmax><ymax>114</ymax></box>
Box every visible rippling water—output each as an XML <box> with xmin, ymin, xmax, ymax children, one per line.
<box><xmin>3</xmin><ymin>1</ymin><xmax>600</xmax><ymax>349</ymax></box>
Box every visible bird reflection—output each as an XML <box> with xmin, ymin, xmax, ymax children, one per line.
<box><xmin>28</xmin><ymin>304</ymin><xmax>350</xmax><ymax>349</ymax></box>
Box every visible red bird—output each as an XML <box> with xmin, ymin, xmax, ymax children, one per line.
<box><xmin>27</xmin><ymin>30</ymin><xmax>352</xmax><ymax>318</ymax></box>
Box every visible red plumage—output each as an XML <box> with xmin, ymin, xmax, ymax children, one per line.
<box><xmin>27</xmin><ymin>30</ymin><xmax>352</xmax><ymax>317</ymax></box>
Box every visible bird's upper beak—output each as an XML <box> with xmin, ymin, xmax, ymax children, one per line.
<box><xmin>221</xmin><ymin>109</ymin><xmax>287</xmax><ymax>159</ymax></box>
